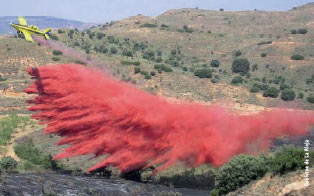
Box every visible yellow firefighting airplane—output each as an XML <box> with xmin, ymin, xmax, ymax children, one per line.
<box><xmin>10</xmin><ymin>16</ymin><xmax>51</xmax><ymax>43</ymax></box>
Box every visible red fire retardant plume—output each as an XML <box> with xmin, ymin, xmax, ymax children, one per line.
<box><xmin>25</xmin><ymin>64</ymin><xmax>314</xmax><ymax>173</ymax></box>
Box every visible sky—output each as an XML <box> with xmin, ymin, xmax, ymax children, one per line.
<box><xmin>1</xmin><ymin>0</ymin><xmax>313</xmax><ymax>23</ymax></box>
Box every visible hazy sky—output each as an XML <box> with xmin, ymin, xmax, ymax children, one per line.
<box><xmin>1</xmin><ymin>0</ymin><xmax>313</xmax><ymax>23</ymax></box>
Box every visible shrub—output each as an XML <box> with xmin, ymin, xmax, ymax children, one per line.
<box><xmin>210</xmin><ymin>60</ymin><xmax>220</xmax><ymax>67</ymax></box>
<box><xmin>110</xmin><ymin>47</ymin><xmax>118</xmax><ymax>54</ymax></box>
<box><xmin>232</xmin><ymin>58</ymin><xmax>250</xmax><ymax>75</ymax></box>
<box><xmin>134</xmin><ymin>67</ymin><xmax>141</xmax><ymax>74</ymax></box>
<box><xmin>279</xmin><ymin>83</ymin><xmax>290</xmax><ymax>90</ymax></box>
<box><xmin>291</xmin><ymin>54</ymin><xmax>304</xmax><ymax>60</ymax></box>
<box><xmin>231</xmin><ymin>76</ymin><xmax>243</xmax><ymax>85</ymax></box>
<box><xmin>212</xmin><ymin>154</ymin><xmax>269</xmax><ymax>195</ymax></box>
<box><xmin>52</xmin><ymin>57</ymin><xmax>60</xmax><ymax>61</ymax></box>
<box><xmin>14</xmin><ymin>139</ymin><xmax>62</xmax><ymax>171</ymax></box>
<box><xmin>271</xmin><ymin>146</ymin><xmax>313</xmax><ymax>175</ymax></box>
<box><xmin>74</xmin><ymin>60</ymin><xmax>86</xmax><ymax>65</ymax></box>
<box><xmin>50</xmin><ymin>35</ymin><xmax>59</xmax><ymax>41</ymax></box>
<box><xmin>291</xmin><ymin>29</ymin><xmax>297</xmax><ymax>34</ymax></box>
<box><xmin>150</xmin><ymin>71</ymin><xmax>156</xmax><ymax>76</ymax></box>
<box><xmin>144</xmin><ymin>74</ymin><xmax>152</xmax><ymax>80</ymax></box>
<box><xmin>257</xmin><ymin>41</ymin><xmax>272</xmax><ymax>45</ymax></box>
<box><xmin>263</xmin><ymin>87</ymin><xmax>279</xmax><ymax>98</ymax></box>
<box><xmin>122</xmin><ymin>49</ymin><xmax>133</xmax><ymax>57</ymax></box>
<box><xmin>194</xmin><ymin>68</ymin><xmax>212</xmax><ymax>78</ymax></box>
<box><xmin>281</xmin><ymin>89</ymin><xmax>296</xmax><ymax>101</ymax></box>
<box><xmin>307</xmin><ymin>94</ymin><xmax>314</xmax><ymax>104</ymax></box>
<box><xmin>154</xmin><ymin>64</ymin><xmax>173</xmax><ymax>72</ymax></box>
<box><xmin>52</xmin><ymin>50</ymin><xmax>63</xmax><ymax>56</ymax></box>
<box><xmin>234</xmin><ymin>50</ymin><xmax>242</xmax><ymax>57</ymax></box>
<box><xmin>250</xmin><ymin>86</ymin><xmax>260</xmax><ymax>93</ymax></box>
<box><xmin>140</xmin><ymin>23</ymin><xmax>158</xmax><ymax>28</ymax></box>
<box><xmin>143</xmin><ymin>50</ymin><xmax>155</xmax><ymax>60</ymax></box>
<box><xmin>183</xmin><ymin>25</ymin><xmax>193</xmax><ymax>33</ymax></box>
<box><xmin>0</xmin><ymin>156</ymin><xmax>17</xmax><ymax>171</ymax></box>
<box><xmin>298</xmin><ymin>28</ymin><xmax>308</xmax><ymax>34</ymax></box>
<box><xmin>96</xmin><ymin>32</ymin><xmax>105</xmax><ymax>39</ymax></box>
<box><xmin>261</xmin><ymin>53</ymin><xmax>267</xmax><ymax>57</ymax></box>
<box><xmin>298</xmin><ymin>92</ymin><xmax>304</xmax><ymax>99</ymax></box>
<box><xmin>57</xmin><ymin>29</ymin><xmax>65</xmax><ymax>34</ymax></box>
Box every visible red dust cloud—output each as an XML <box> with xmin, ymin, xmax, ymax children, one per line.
<box><xmin>25</xmin><ymin>64</ymin><xmax>314</xmax><ymax>173</ymax></box>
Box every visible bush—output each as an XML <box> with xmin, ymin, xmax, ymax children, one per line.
<box><xmin>52</xmin><ymin>50</ymin><xmax>63</xmax><ymax>56</ymax></box>
<box><xmin>210</xmin><ymin>60</ymin><xmax>220</xmax><ymax>67</ymax></box>
<box><xmin>291</xmin><ymin>29</ymin><xmax>297</xmax><ymax>34</ymax></box>
<box><xmin>154</xmin><ymin>64</ymin><xmax>173</xmax><ymax>72</ymax></box>
<box><xmin>140</xmin><ymin>23</ymin><xmax>158</xmax><ymax>28</ymax></box>
<box><xmin>96</xmin><ymin>32</ymin><xmax>105</xmax><ymax>39</ymax></box>
<box><xmin>291</xmin><ymin>54</ymin><xmax>304</xmax><ymax>60</ymax></box>
<box><xmin>14</xmin><ymin>139</ymin><xmax>62</xmax><ymax>171</ymax></box>
<box><xmin>122</xmin><ymin>49</ymin><xmax>133</xmax><ymax>57</ymax></box>
<box><xmin>261</xmin><ymin>53</ymin><xmax>267</xmax><ymax>57</ymax></box>
<box><xmin>143</xmin><ymin>50</ymin><xmax>155</xmax><ymax>60</ymax></box>
<box><xmin>298</xmin><ymin>92</ymin><xmax>304</xmax><ymax>99</ymax></box>
<box><xmin>307</xmin><ymin>94</ymin><xmax>314</xmax><ymax>104</ymax></box>
<box><xmin>150</xmin><ymin>71</ymin><xmax>156</xmax><ymax>76</ymax></box>
<box><xmin>298</xmin><ymin>28</ymin><xmax>308</xmax><ymax>34</ymax></box>
<box><xmin>52</xmin><ymin>57</ymin><xmax>60</xmax><ymax>61</ymax></box>
<box><xmin>271</xmin><ymin>146</ymin><xmax>313</xmax><ymax>175</ymax></box>
<box><xmin>110</xmin><ymin>47</ymin><xmax>118</xmax><ymax>54</ymax></box>
<box><xmin>263</xmin><ymin>87</ymin><xmax>279</xmax><ymax>98</ymax></box>
<box><xmin>144</xmin><ymin>74</ymin><xmax>152</xmax><ymax>80</ymax></box>
<box><xmin>134</xmin><ymin>67</ymin><xmax>141</xmax><ymax>74</ymax></box>
<box><xmin>0</xmin><ymin>157</ymin><xmax>17</xmax><ymax>171</ymax></box>
<box><xmin>57</xmin><ymin>29</ymin><xmax>65</xmax><ymax>34</ymax></box>
<box><xmin>232</xmin><ymin>58</ymin><xmax>250</xmax><ymax>75</ymax></box>
<box><xmin>279</xmin><ymin>83</ymin><xmax>290</xmax><ymax>90</ymax></box>
<box><xmin>194</xmin><ymin>68</ymin><xmax>212</xmax><ymax>78</ymax></box>
<box><xmin>183</xmin><ymin>25</ymin><xmax>193</xmax><ymax>33</ymax></box>
<box><xmin>234</xmin><ymin>50</ymin><xmax>242</xmax><ymax>57</ymax></box>
<box><xmin>250</xmin><ymin>86</ymin><xmax>260</xmax><ymax>93</ymax></box>
<box><xmin>231</xmin><ymin>75</ymin><xmax>243</xmax><ymax>85</ymax></box>
<box><xmin>213</xmin><ymin>154</ymin><xmax>269</xmax><ymax>195</ymax></box>
<box><xmin>50</xmin><ymin>35</ymin><xmax>59</xmax><ymax>41</ymax></box>
<box><xmin>281</xmin><ymin>89</ymin><xmax>296</xmax><ymax>101</ymax></box>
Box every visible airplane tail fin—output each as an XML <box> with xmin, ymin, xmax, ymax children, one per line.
<box><xmin>43</xmin><ymin>28</ymin><xmax>51</xmax><ymax>40</ymax></box>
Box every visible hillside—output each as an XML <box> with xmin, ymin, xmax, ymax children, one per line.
<box><xmin>0</xmin><ymin>3</ymin><xmax>314</xmax><ymax>196</ymax></box>
<box><xmin>0</xmin><ymin>16</ymin><xmax>95</xmax><ymax>34</ymax></box>
<box><xmin>52</xmin><ymin>2</ymin><xmax>314</xmax><ymax>110</ymax></box>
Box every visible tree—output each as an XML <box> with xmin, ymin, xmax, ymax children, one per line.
<box><xmin>263</xmin><ymin>87</ymin><xmax>279</xmax><ymax>98</ymax></box>
<box><xmin>96</xmin><ymin>32</ymin><xmax>105</xmax><ymax>39</ymax></box>
<box><xmin>307</xmin><ymin>94</ymin><xmax>314</xmax><ymax>104</ymax></box>
<box><xmin>281</xmin><ymin>89</ymin><xmax>296</xmax><ymax>101</ymax></box>
<box><xmin>210</xmin><ymin>60</ymin><xmax>220</xmax><ymax>67</ymax></box>
<box><xmin>212</xmin><ymin>155</ymin><xmax>269</xmax><ymax>195</ymax></box>
<box><xmin>194</xmin><ymin>68</ymin><xmax>212</xmax><ymax>78</ymax></box>
<box><xmin>232</xmin><ymin>58</ymin><xmax>250</xmax><ymax>75</ymax></box>
<box><xmin>271</xmin><ymin>146</ymin><xmax>313</xmax><ymax>175</ymax></box>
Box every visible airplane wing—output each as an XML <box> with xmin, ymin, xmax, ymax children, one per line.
<box><xmin>21</xmin><ymin>30</ymin><xmax>34</xmax><ymax>43</ymax></box>
<box><xmin>18</xmin><ymin>16</ymin><xmax>27</xmax><ymax>26</ymax></box>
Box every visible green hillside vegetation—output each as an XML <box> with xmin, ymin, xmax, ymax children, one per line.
<box><xmin>51</xmin><ymin>3</ymin><xmax>314</xmax><ymax>108</ymax></box>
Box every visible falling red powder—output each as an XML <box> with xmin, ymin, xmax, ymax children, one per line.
<box><xmin>25</xmin><ymin>64</ymin><xmax>314</xmax><ymax>173</ymax></box>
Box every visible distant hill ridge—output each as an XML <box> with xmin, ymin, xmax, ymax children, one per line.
<box><xmin>0</xmin><ymin>16</ymin><xmax>96</xmax><ymax>34</ymax></box>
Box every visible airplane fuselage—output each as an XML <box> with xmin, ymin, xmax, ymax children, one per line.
<box><xmin>11</xmin><ymin>24</ymin><xmax>46</xmax><ymax>36</ymax></box>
